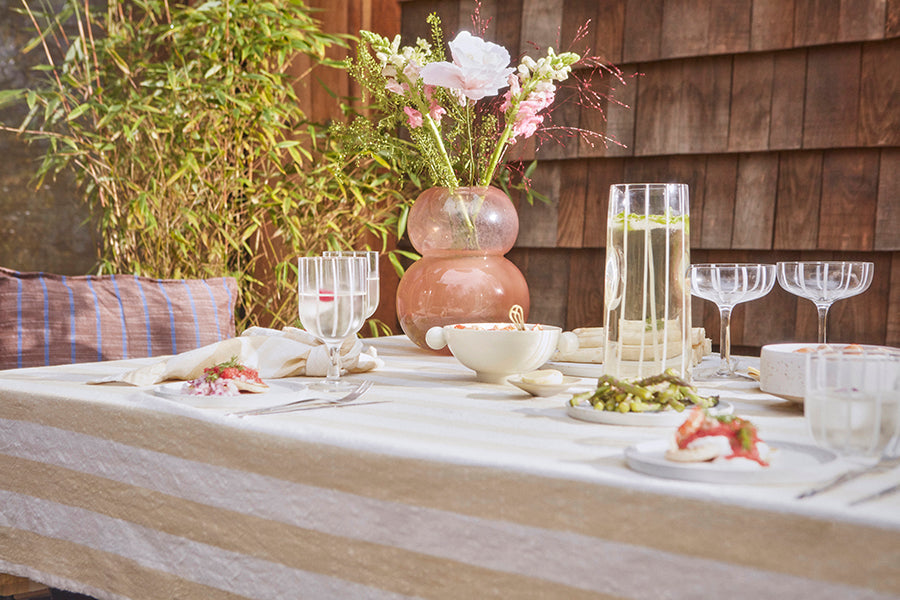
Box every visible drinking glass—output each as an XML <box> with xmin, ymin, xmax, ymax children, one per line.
<box><xmin>323</xmin><ymin>250</ymin><xmax>380</xmax><ymax>318</ymax></box>
<box><xmin>777</xmin><ymin>261</ymin><xmax>873</xmax><ymax>344</ymax></box>
<box><xmin>297</xmin><ymin>255</ymin><xmax>369</xmax><ymax>392</ymax></box>
<box><xmin>805</xmin><ymin>347</ymin><xmax>900</xmax><ymax>461</ymax></box>
<box><xmin>603</xmin><ymin>183</ymin><xmax>692</xmax><ymax>379</ymax></box>
<box><xmin>690</xmin><ymin>263</ymin><xmax>776</xmax><ymax>380</ymax></box>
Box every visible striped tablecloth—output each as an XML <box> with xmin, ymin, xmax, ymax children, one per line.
<box><xmin>1</xmin><ymin>336</ymin><xmax>898</xmax><ymax>600</ymax></box>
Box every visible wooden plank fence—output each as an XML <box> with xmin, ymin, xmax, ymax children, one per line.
<box><xmin>390</xmin><ymin>0</ymin><xmax>900</xmax><ymax>353</ymax></box>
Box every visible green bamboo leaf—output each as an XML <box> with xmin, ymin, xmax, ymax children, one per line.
<box><xmin>66</xmin><ymin>103</ymin><xmax>92</xmax><ymax>121</ymax></box>
<box><xmin>165</xmin><ymin>166</ymin><xmax>188</xmax><ymax>187</ymax></box>
<box><xmin>0</xmin><ymin>89</ymin><xmax>25</xmax><ymax>108</ymax></box>
<box><xmin>396</xmin><ymin>205</ymin><xmax>409</xmax><ymax>240</ymax></box>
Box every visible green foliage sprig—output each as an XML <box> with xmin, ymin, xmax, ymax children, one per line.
<box><xmin>0</xmin><ymin>0</ymin><xmax>414</xmax><ymax>332</ymax></box>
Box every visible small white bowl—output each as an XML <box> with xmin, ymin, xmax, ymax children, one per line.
<box><xmin>508</xmin><ymin>375</ymin><xmax>580</xmax><ymax>397</ymax></box>
<box><xmin>425</xmin><ymin>323</ymin><xmax>562</xmax><ymax>384</ymax></box>
<box><xmin>760</xmin><ymin>342</ymin><xmax>891</xmax><ymax>402</ymax></box>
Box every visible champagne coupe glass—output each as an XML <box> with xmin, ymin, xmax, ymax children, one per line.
<box><xmin>297</xmin><ymin>255</ymin><xmax>369</xmax><ymax>392</ymax></box>
<box><xmin>323</xmin><ymin>250</ymin><xmax>380</xmax><ymax>318</ymax></box>
<box><xmin>776</xmin><ymin>261</ymin><xmax>874</xmax><ymax>344</ymax></box>
<box><xmin>690</xmin><ymin>263</ymin><xmax>776</xmax><ymax>380</ymax></box>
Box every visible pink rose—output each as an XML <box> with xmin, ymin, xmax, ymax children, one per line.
<box><xmin>420</xmin><ymin>31</ymin><xmax>515</xmax><ymax>101</ymax></box>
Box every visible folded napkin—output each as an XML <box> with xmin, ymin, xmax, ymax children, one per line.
<box><xmin>93</xmin><ymin>327</ymin><xmax>381</xmax><ymax>387</ymax></box>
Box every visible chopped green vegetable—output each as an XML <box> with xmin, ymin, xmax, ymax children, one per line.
<box><xmin>568</xmin><ymin>368</ymin><xmax>718</xmax><ymax>414</ymax></box>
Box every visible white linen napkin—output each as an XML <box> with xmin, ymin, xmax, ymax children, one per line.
<box><xmin>91</xmin><ymin>327</ymin><xmax>381</xmax><ymax>387</ymax></box>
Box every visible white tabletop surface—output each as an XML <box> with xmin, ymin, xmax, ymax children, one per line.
<box><xmin>1</xmin><ymin>336</ymin><xmax>898</xmax><ymax>600</ymax></box>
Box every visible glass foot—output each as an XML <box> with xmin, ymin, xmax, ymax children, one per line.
<box><xmin>308</xmin><ymin>379</ymin><xmax>359</xmax><ymax>393</ymax></box>
<box><xmin>692</xmin><ymin>360</ymin><xmax>757</xmax><ymax>385</ymax></box>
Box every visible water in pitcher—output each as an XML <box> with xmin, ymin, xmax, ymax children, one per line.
<box><xmin>604</xmin><ymin>211</ymin><xmax>691</xmax><ymax>379</ymax></box>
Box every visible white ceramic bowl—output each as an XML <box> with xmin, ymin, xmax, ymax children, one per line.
<box><xmin>425</xmin><ymin>324</ymin><xmax>562</xmax><ymax>384</ymax></box>
<box><xmin>759</xmin><ymin>343</ymin><xmax>892</xmax><ymax>402</ymax></box>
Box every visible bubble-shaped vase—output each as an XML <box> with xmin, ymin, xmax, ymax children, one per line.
<box><xmin>396</xmin><ymin>186</ymin><xmax>530</xmax><ymax>350</ymax></box>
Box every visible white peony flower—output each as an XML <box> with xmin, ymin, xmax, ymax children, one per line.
<box><xmin>420</xmin><ymin>31</ymin><xmax>515</xmax><ymax>101</ymax></box>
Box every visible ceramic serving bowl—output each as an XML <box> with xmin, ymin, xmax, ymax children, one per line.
<box><xmin>425</xmin><ymin>324</ymin><xmax>562</xmax><ymax>384</ymax></box>
<box><xmin>759</xmin><ymin>342</ymin><xmax>890</xmax><ymax>402</ymax></box>
<box><xmin>759</xmin><ymin>343</ymin><xmax>818</xmax><ymax>402</ymax></box>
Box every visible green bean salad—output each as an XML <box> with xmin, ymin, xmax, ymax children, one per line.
<box><xmin>568</xmin><ymin>369</ymin><xmax>719</xmax><ymax>414</ymax></box>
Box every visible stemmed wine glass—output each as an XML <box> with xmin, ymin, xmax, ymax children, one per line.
<box><xmin>323</xmin><ymin>250</ymin><xmax>380</xmax><ymax>319</ymax></box>
<box><xmin>776</xmin><ymin>261</ymin><xmax>873</xmax><ymax>344</ymax></box>
<box><xmin>297</xmin><ymin>255</ymin><xmax>369</xmax><ymax>392</ymax></box>
<box><xmin>690</xmin><ymin>263</ymin><xmax>777</xmax><ymax>380</ymax></box>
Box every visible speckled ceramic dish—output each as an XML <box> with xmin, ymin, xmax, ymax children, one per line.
<box><xmin>759</xmin><ymin>343</ymin><xmax>893</xmax><ymax>403</ymax></box>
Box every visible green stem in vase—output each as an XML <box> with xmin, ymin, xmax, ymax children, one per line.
<box><xmin>422</xmin><ymin>113</ymin><xmax>458</xmax><ymax>189</ymax></box>
<box><xmin>451</xmin><ymin>188</ymin><xmax>482</xmax><ymax>250</ymax></box>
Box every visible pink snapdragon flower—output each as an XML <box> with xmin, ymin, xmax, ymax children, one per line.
<box><xmin>429</xmin><ymin>102</ymin><xmax>446</xmax><ymax>123</ymax></box>
<box><xmin>403</xmin><ymin>106</ymin><xmax>423</xmax><ymax>128</ymax></box>
<box><xmin>503</xmin><ymin>79</ymin><xmax>556</xmax><ymax>141</ymax></box>
<box><xmin>420</xmin><ymin>31</ymin><xmax>515</xmax><ymax>101</ymax></box>
<box><xmin>386</xmin><ymin>80</ymin><xmax>407</xmax><ymax>95</ymax></box>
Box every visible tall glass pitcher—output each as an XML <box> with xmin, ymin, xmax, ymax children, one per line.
<box><xmin>603</xmin><ymin>183</ymin><xmax>691</xmax><ymax>379</ymax></box>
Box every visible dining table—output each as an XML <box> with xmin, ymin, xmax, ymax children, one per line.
<box><xmin>0</xmin><ymin>335</ymin><xmax>898</xmax><ymax>600</ymax></box>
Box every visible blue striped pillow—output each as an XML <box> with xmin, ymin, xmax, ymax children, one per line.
<box><xmin>0</xmin><ymin>267</ymin><xmax>238</xmax><ymax>369</ymax></box>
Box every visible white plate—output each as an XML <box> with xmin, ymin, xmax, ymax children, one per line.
<box><xmin>624</xmin><ymin>439</ymin><xmax>842</xmax><ymax>484</ymax></box>
<box><xmin>544</xmin><ymin>361</ymin><xmax>604</xmax><ymax>378</ymax></box>
<box><xmin>151</xmin><ymin>380</ymin><xmax>306</xmax><ymax>408</ymax></box>
<box><xmin>508</xmin><ymin>375</ymin><xmax>581</xmax><ymax>397</ymax></box>
<box><xmin>566</xmin><ymin>400</ymin><xmax>733</xmax><ymax>427</ymax></box>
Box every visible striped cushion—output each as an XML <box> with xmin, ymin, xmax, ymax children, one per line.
<box><xmin>0</xmin><ymin>267</ymin><xmax>238</xmax><ymax>370</ymax></box>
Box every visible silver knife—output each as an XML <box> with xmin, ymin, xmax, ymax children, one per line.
<box><xmin>849</xmin><ymin>483</ymin><xmax>900</xmax><ymax>506</ymax></box>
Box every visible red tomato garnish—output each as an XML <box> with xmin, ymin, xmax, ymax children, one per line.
<box><xmin>675</xmin><ymin>407</ymin><xmax>769</xmax><ymax>466</ymax></box>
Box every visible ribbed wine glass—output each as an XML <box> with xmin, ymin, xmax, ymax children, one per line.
<box><xmin>297</xmin><ymin>255</ymin><xmax>369</xmax><ymax>392</ymax></box>
<box><xmin>323</xmin><ymin>250</ymin><xmax>380</xmax><ymax>319</ymax></box>
<box><xmin>690</xmin><ymin>263</ymin><xmax>776</xmax><ymax>380</ymax></box>
<box><xmin>776</xmin><ymin>261</ymin><xmax>873</xmax><ymax>344</ymax></box>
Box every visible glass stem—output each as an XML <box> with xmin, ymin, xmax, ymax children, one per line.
<box><xmin>816</xmin><ymin>303</ymin><xmax>830</xmax><ymax>344</ymax></box>
<box><xmin>326</xmin><ymin>343</ymin><xmax>342</xmax><ymax>381</ymax></box>
<box><xmin>718</xmin><ymin>305</ymin><xmax>734</xmax><ymax>375</ymax></box>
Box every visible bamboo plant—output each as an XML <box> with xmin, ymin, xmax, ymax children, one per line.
<box><xmin>0</xmin><ymin>0</ymin><xmax>415</xmax><ymax>332</ymax></box>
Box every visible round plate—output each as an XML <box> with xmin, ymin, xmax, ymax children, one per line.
<box><xmin>566</xmin><ymin>400</ymin><xmax>734</xmax><ymax>427</ymax></box>
<box><xmin>151</xmin><ymin>380</ymin><xmax>305</xmax><ymax>408</ymax></box>
<box><xmin>624</xmin><ymin>439</ymin><xmax>841</xmax><ymax>484</ymax></box>
<box><xmin>508</xmin><ymin>375</ymin><xmax>581</xmax><ymax>397</ymax></box>
<box><xmin>543</xmin><ymin>361</ymin><xmax>604</xmax><ymax>378</ymax></box>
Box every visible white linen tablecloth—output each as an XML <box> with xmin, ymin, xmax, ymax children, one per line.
<box><xmin>1</xmin><ymin>336</ymin><xmax>898</xmax><ymax>600</ymax></box>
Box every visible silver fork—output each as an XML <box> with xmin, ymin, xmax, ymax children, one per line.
<box><xmin>227</xmin><ymin>380</ymin><xmax>374</xmax><ymax>418</ymax></box>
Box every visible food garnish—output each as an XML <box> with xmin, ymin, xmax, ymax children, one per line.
<box><xmin>183</xmin><ymin>356</ymin><xmax>268</xmax><ymax>396</ymax></box>
<box><xmin>451</xmin><ymin>323</ymin><xmax>544</xmax><ymax>331</ymax></box>
<box><xmin>666</xmin><ymin>406</ymin><xmax>769</xmax><ymax>466</ymax></box>
<box><xmin>793</xmin><ymin>343</ymin><xmax>863</xmax><ymax>353</ymax></box>
<box><xmin>568</xmin><ymin>369</ymin><xmax>718</xmax><ymax>414</ymax></box>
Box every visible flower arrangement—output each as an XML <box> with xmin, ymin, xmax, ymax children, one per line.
<box><xmin>336</xmin><ymin>13</ymin><xmax>589</xmax><ymax>192</ymax></box>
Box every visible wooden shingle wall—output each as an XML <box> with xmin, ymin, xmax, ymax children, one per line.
<box><xmin>400</xmin><ymin>0</ymin><xmax>900</xmax><ymax>352</ymax></box>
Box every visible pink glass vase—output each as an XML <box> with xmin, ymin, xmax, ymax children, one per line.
<box><xmin>396</xmin><ymin>186</ymin><xmax>530</xmax><ymax>350</ymax></box>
